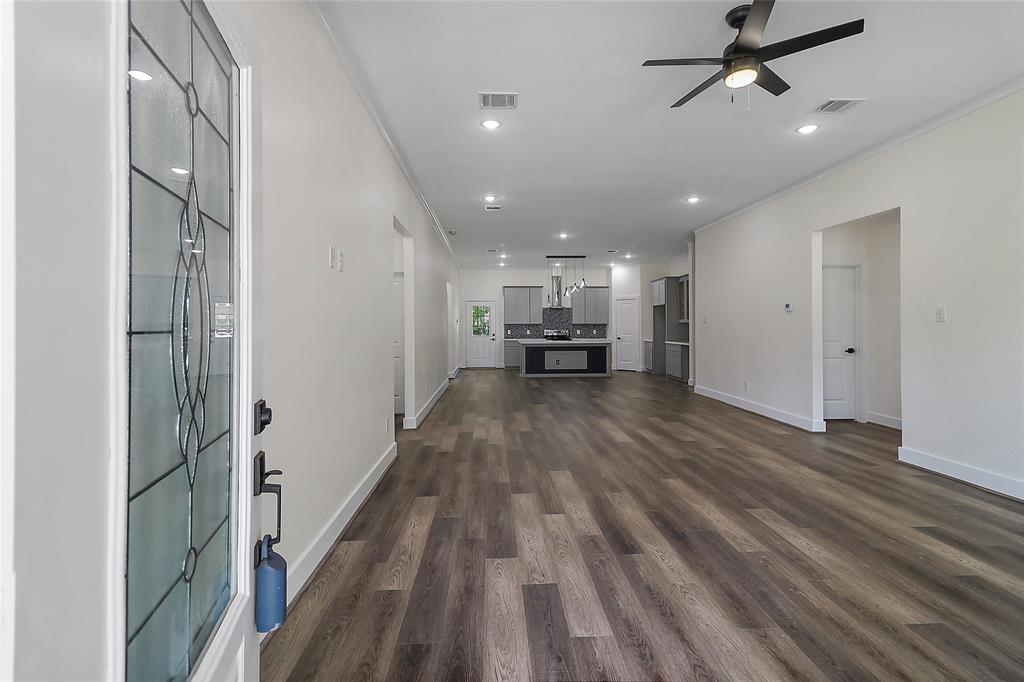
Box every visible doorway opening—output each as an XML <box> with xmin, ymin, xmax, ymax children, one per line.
<box><xmin>393</xmin><ymin>221</ymin><xmax>414</xmax><ymax>425</ymax></box>
<box><xmin>814</xmin><ymin>208</ymin><xmax>902</xmax><ymax>429</ymax></box>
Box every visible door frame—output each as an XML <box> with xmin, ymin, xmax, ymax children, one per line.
<box><xmin>109</xmin><ymin>1</ymin><xmax>263</xmax><ymax>679</ymax></box>
<box><xmin>820</xmin><ymin>264</ymin><xmax>866</xmax><ymax>423</ymax></box>
<box><xmin>464</xmin><ymin>300</ymin><xmax>496</xmax><ymax>368</ymax></box>
<box><xmin>613</xmin><ymin>295</ymin><xmax>641</xmax><ymax>371</ymax></box>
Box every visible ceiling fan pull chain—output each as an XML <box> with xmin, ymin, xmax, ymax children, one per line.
<box><xmin>747</xmin><ymin>86</ymin><xmax>751</xmax><ymax>113</ymax></box>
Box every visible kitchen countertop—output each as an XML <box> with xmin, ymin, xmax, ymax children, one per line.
<box><xmin>516</xmin><ymin>338</ymin><xmax>613</xmax><ymax>345</ymax></box>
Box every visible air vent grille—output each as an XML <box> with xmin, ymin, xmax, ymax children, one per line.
<box><xmin>479</xmin><ymin>92</ymin><xmax>518</xmax><ymax>109</ymax></box>
<box><xmin>814</xmin><ymin>98</ymin><xmax>864</xmax><ymax>114</ymax></box>
<box><xmin>486</xmin><ymin>248</ymin><xmax>498</xmax><ymax>253</ymax></box>
<box><xmin>484</xmin><ymin>204</ymin><xmax>502</xmax><ymax>212</ymax></box>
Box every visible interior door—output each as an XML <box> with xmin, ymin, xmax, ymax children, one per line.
<box><xmin>125</xmin><ymin>1</ymin><xmax>259</xmax><ymax>679</ymax></box>
<box><xmin>614</xmin><ymin>297</ymin><xmax>638</xmax><ymax>371</ymax></box>
<box><xmin>466</xmin><ymin>301</ymin><xmax>496</xmax><ymax>367</ymax></box>
<box><xmin>393</xmin><ymin>275</ymin><xmax>405</xmax><ymax>414</ymax></box>
<box><xmin>823</xmin><ymin>266</ymin><xmax>857</xmax><ymax>419</ymax></box>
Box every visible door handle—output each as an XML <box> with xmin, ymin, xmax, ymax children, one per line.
<box><xmin>845</xmin><ymin>347</ymin><xmax>856</xmax><ymax>354</ymax></box>
<box><xmin>254</xmin><ymin>451</ymin><xmax>283</xmax><ymax>546</ymax></box>
<box><xmin>616</xmin><ymin>336</ymin><xmax>622</xmax><ymax>340</ymax></box>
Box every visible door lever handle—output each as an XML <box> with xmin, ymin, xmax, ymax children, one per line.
<box><xmin>845</xmin><ymin>347</ymin><xmax>856</xmax><ymax>354</ymax></box>
<box><xmin>254</xmin><ymin>451</ymin><xmax>283</xmax><ymax>546</ymax></box>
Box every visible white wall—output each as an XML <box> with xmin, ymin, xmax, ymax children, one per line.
<box><xmin>695</xmin><ymin>91</ymin><xmax>1023</xmax><ymax>499</ymax></box>
<box><xmin>250</xmin><ymin>1</ymin><xmax>459</xmax><ymax>597</ymax></box>
<box><xmin>458</xmin><ymin>266</ymin><xmax>609</xmax><ymax>366</ymax></box>
<box><xmin>13</xmin><ymin>1</ymin><xmax>118</xmax><ymax>678</ymax></box>
<box><xmin>822</xmin><ymin>209</ymin><xmax>901</xmax><ymax>426</ymax></box>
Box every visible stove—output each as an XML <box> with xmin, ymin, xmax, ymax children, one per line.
<box><xmin>543</xmin><ymin>329</ymin><xmax>570</xmax><ymax>341</ymax></box>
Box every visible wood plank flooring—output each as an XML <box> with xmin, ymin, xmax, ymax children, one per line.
<box><xmin>262</xmin><ymin>370</ymin><xmax>1024</xmax><ymax>681</ymax></box>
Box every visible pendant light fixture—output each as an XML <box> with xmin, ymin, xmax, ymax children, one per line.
<box><xmin>547</xmin><ymin>255</ymin><xmax>587</xmax><ymax>302</ymax></box>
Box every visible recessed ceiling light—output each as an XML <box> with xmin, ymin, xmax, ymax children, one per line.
<box><xmin>483</xmin><ymin>194</ymin><xmax>496</xmax><ymax>202</ymax></box>
<box><xmin>499</xmin><ymin>253</ymin><xmax>507</xmax><ymax>259</ymax></box>
<box><xmin>687</xmin><ymin>196</ymin><xmax>700</xmax><ymax>204</ymax></box>
<box><xmin>481</xmin><ymin>120</ymin><xmax>501</xmax><ymax>130</ymax></box>
<box><xmin>554</xmin><ymin>262</ymin><xmax>561</xmax><ymax>267</ymax></box>
<box><xmin>128</xmin><ymin>70</ymin><xmax>153</xmax><ymax>81</ymax></box>
<box><xmin>796</xmin><ymin>123</ymin><xmax>819</xmax><ymax>135</ymax></box>
<box><xmin>558</xmin><ymin>233</ymin><xmax>568</xmax><ymax>239</ymax></box>
<box><xmin>609</xmin><ymin>263</ymin><xmax>617</xmax><ymax>268</ymax></box>
<box><xmin>499</xmin><ymin>262</ymin><xmax>505</xmax><ymax>267</ymax></box>
<box><xmin>625</xmin><ymin>254</ymin><xmax>633</xmax><ymax>259</ymax></box>
<box><xmin>170</xmin><ymin>167</ymin><xmax>190</xmax><ymax>175</ymax></box>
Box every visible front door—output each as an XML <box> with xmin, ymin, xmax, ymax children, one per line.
<box><xmin>823</xmin><ymin>266</ymin><xmax>857</xmax><ymax>419</ymax></box>
<box><xmin>466</xmin><ymin>301</ymin><xmax>496</xmax><ymax>368</ymax></box>
<box><xmin>614</xmin><ymin>297</ymin><xmax>638</xmax><ymax>371</ymax></box>
<box><xmin>125</xmin><ymin>1</ymin><xmax>260</xmax><ymax>679</ymax></box>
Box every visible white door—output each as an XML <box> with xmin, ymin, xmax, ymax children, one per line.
<box><xmin>465</xmin><ymin>301</ymin><xmax>496</xmax><ymax>368</ymax></box>
<box><xmin>124</xmin><ymin>1</ymin><xmax>260</xmax><ymax>679</ymax></box>
<box><xmin>393</xmin><ymin>275</ymin><xmax>405</xmax><ymax>413</ymax></box>
<box><xmin>823</xmin><ymin>267</ymin><xmax>857</xmax><ymax>419</ymax></box>
<box><xmin>614</xmin><ymin>297</ymin><xmax>639</xmax><ymax>371</ymax></box>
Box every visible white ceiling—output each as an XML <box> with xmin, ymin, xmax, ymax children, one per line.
<box><xmin>319</xmin><ymin>1</ymin><xmax>1024</xmax><ymax>267</ymax></box>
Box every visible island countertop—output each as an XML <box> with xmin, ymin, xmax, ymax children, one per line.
<box><xmin>515</xmin><ymin>338</ymin><xmax>612</xmax><ymax>345</ymax></box>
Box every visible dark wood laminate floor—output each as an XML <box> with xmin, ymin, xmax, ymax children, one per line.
<box><xmin>262</xmin><ymin>370</ymin><xmax>1024</xmax><ymax>681</ymax></box>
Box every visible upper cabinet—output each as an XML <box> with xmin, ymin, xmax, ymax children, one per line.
<box><xmin>650</xmin><ymin>278</ymin><xmax>666</xmax><ymax>306</ymax></box>
<box><xmin>503</xmin><ymin>286</ymin><xmax>543</xmax><ymax>325</ymax></box>
<box><xmin>571</xmin><ymin>287</ymin><xmax>609</xmax><ymax>325</ymax></box>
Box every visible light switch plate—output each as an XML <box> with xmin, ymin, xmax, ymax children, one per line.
<box><xmin>337</xmin><ymin>249</ymin><xmax>344</xmax><ymax>272</ymax></box>
<box><xmin>935</xmin><ymin>305</ymin><xmax>948</xmax><ymax>323</ymax></box>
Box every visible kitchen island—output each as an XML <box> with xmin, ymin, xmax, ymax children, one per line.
<box><xmin>517</xmin><ymin>339</ymin><xmax>612</xmax><ymax>377</ymax></box>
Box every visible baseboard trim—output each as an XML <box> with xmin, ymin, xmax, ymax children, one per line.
<box><xmin>694</xmin><ymin>385</ymin><xmax>826</xmax><ymax>432</ymax></box>
<box><xmin>403</xmin><ymin>377</ymin><xmax>448</xmax><ymax>430</ymax></box>
<box><xmin>286</xmin><ymin>441</ymin><xmax>398</xmax><ymax>603</ymax></box>
<box><xmin>867</xmin><ymin>412</ymin><xmax>902</xmax><ymax>430</ymax></box>
<box><xmin>448</xmin><ymin>367</ymin><xmax>460</xmax><ymax>379</ymax></box>
<box><xmin>898</xmin><ymin>446</ymin><xmax>1023</xmax><ymax>501</ymax></box>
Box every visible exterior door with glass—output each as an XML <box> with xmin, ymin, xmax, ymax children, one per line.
<box><xmin>125</xmin><ymin>1</ymin><xmax>261</xmax><ymax>679</ymax></box>
<box><xmin>466</xmin><ymin>301</ymin><xmax>496</xmax><ymax>368</ymax></box>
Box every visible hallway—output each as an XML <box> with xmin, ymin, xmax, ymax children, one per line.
<box><xmin>261</xmin><ymin>371</ymin><xmax>1024</xmax><ymax>681</ymax></box>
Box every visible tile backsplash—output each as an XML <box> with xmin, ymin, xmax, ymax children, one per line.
<box><xmin>504</xmin><ymin>307</ymin><xmax>607</xmax><ymax>339</ymax></box>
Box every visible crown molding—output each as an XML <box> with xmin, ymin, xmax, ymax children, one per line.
<box><xmin>308</xmin><ymin>2</ymin><xmax>456</xmax><ymax>261</ymax></box>
<box><xmin>695</xmin><ymin>76</ymin><xmax>1024</xmax><ymax>235</ymax></box>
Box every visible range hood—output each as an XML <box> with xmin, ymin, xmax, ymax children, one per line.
<box><xmin>550</xmin><ymin>274</ymin><xmax>563</xmax><ymax>308</ymax></box>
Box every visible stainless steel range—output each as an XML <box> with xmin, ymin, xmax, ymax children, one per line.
<box><xmin>543</xmin><ymin>329</ymin><xmax>570</xmax><ymax>341</ymax></box>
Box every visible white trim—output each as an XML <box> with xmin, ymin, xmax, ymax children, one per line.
<box><xmin>107</xmin><ymin>3</ymin><xmax>130</xmax><ymax>679</ymax></box>
<box><xmin>308</xmin><ymin>4</ymin><xmax>455</xmax><ymax>261</ymax></box>
<box><xmin>403</xmin><ymin>378</ymin><xmax>449</xmax><ymax>430</ymax></box>
<box><xmin>695</xmin><ymin>78</ymin><xmax>1024</xmax><ymax>237</ymax></box>
<box><xmin>898</xmin><ymin>446</ymin><xmax>1023</xmax><ymax>501</ymax></box>
<box><xmin>695</xmin><ymin>385</ymin><xmax>826</xmax><ymax>432</ymax></box>
<box><xmin>0</xmin><ymin>0</ymin><xmax>16</xmax><ymax>675</ymax></box>
<box><xmin>287</xmin><ymin>441</ymin><xmax>398</xmax><ymax>602</ymax></box>
<box><xmin>867</xmin><ymin>412</ymin><xmax>902</xmax><ymax>430</ymax></box>
<box><xmin>448</xmin><ymin>367</ymin><xmax>460</xmax><ymax>380</ymax></box>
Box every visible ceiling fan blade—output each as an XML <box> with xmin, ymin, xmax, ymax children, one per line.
<box><xmin>735</xmin><ymin>0</ymin><xmax>775</xmax><ymax>52</ymax></box>
<box><xmin>755</xmin><ymin>64</ymin><xmax>790</xmax><ymax>96</ymax></box>
<box><xmin>757</xmin><ymin>19</ymin><xmax>865</xmax><ymax>62</ymax></box>
<box><xmin>643</xmin><ymin>58</ymin><xmax>724</xmax><ymax>67</ymax></box>
<box><xmin>670</xmin><ymin>70</ymin><xmax>723</xmax><ymax>108</ymax></box>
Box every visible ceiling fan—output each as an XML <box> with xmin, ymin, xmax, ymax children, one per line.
<box><xmin>643</xmin><ymin>0</ymin><xmax>864</xmax><ymax>108</ymax></box>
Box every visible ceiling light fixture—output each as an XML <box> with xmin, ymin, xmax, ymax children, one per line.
<box><xmin>558</xmin><ymin>233</ymin><xmax>568</xmax><ymax>239</ymax></box>
<box><xmin>499</xmin><ymin>253</ymin><xmax>507</xmax><ymax>259</ymax></box>
<box><xmin>723</xmin><ymin>58</ymin><xmax>759</xmax><ymax>89</ymax></box>
<box><xmin>128</xmin><ymin>70</ymin><xmax>153</xmax><ymax>81</ymax></box>
<box><xmin>483</xmin><ymin>194</ymin><xmax>496</xmax><ymax>202</ymax></box>
<box><xmin>625</xmin><ymin>254</ymin><xmax>633</xmax><ymax>259</ymax></box>
<box><xmin>499</xmin><ymin>262</ymin><xmax>505</xmax><ymax>267</ymax></box>
<box><xmin>170</xmin><ymin>167</ymin><xmax>190</xmax><ymax>175</ymax></box>
<box><xmin>796</xmin><ymin>123</ymin><xmax>819</xmax><ymax>135</ymax></box>
<box><xmin>481</xmin><ymin>120</ymin><xmax>501</xmax><ymax>130</ymax></box>
<box><xmin>687</xmin><ymin>196</ymin><xmax>700</xmax><ymax>204</ymax></box>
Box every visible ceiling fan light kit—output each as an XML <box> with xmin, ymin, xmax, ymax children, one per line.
<box><xmin>643</xmin><ymin>0</ymin><xmax>865</xmax><ymax>109</ymax></box>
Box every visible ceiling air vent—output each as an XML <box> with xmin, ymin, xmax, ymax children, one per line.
<box><xmin>484</xmin><ymin>204</ymin><xmax>502</xmax><ymax>212</ymax></box>
<box><xmin>479</xmin><ymin>92</ymin><xmax>518</xmax><ymax>109</ymax></box>
<box><xmin>814</xmin><ymin>98</ymin><xmax>864</xmax><ymax>114</ymax></box>
<box><xmin>486</xmin><ymin>248</ymin><xmax>498</xmax><ymax>253</ymax></box>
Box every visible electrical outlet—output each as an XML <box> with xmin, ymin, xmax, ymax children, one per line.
<box><xmin>328</xmin><ymin>245</ymin><xmax>336</xmax><ymax>270</ymax></box>
<box><xmin>592</xmin><ymin>329</ymin><xmax>597</xmax><ymax>335</ymax></box>
<box><xmin>744</xmin><ymin>380</ymin><xmax>750</xmax><ymax>391</ymax></box>
<box><xmin>703</xmin><ymin>315</ymin><xmax>708</xmax><ymax>324</ymax></box>
<box><xmin>935</xmin><ymin>305</ymin><xmax>947</xmax><ymax>323</ymax></box>
<box><xmin>337</xmin><ymin>249</ymin><xmax>344</xmax><ymax>272</ymax></box>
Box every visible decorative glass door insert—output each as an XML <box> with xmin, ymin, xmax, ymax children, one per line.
<box><xmin>125</xmin><ymin>0</ymin><xmax>238</xmax><ymax>678</ymax></box>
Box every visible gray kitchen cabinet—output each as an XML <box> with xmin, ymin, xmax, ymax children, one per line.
<box><xmin>529</xmin><ymin>288</ymin><xmax>542</xmax><ymax>324</ymax></box>
<box><xmin>504</xmin><ymin>341</ymin><xmax>520</xmax><ymax>369</ymax></box>
<box><xmin>570</xmin><ymin>289</ymin><xmax>585</xmax><ymax>324</ymax></box>
<box><xmin>516</xmin><ymin>288</ymin><xmax>530</xmax><ymax>325</ymax></box>
<box><xmin>666</xmin><ymin>344</ymin><xmax>683</xmax><ymax>379</ymax></box>
<box><xmin>643</xmin><ymin>340</ymin><xmax>653</xmax><ymax>371</ymax></box>
<box><xmin>504</xmin><ymin>287</ymin><xmax>518</xmax><ymax>324</ymax></box>
<box><xmin>650</xmin><ymin>278</ymin><xmax>666</xmax><ymax>306</ymax></box>
<box><xmin>586</xmin><ymin>287</ymin><xmax>609</xmax><ymax>324</ymax></box>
